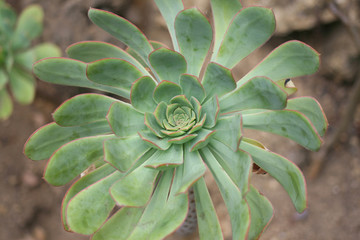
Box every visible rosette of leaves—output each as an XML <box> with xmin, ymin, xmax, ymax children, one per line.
<box><xmin>0</xmin><ymin>0</ymin><xmax>61</xmax><ymax>119</ymax></box>
<box><xmin>24</xmin><ymin>0</ymin><xmax>328</xmax><ymax>239</ymax></box>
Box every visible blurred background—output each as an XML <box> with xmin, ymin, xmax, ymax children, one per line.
<box><xmin>0</xmin><ymin>0</ymin><xmax>359</xmax><ymax>239</ymax></box>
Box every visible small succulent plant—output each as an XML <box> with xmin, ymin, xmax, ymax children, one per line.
<box><xmin>24</xmin><ymin>0</ymin><xmax>327</xmax><ymax>239</ymax></box>
<box><xmin>0</xmin><ymin>0</ymin><xmax>60</xmax><ymax>120</ymax></box>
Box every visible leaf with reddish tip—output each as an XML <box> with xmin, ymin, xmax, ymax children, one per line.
<box><xmin>153</xmin><ymin>101</ymin><xmax>167</xmax><ymax>126</ymax></box>
<box><xmin>107</xmin><ymin>101</ymin><xmax>146</xmax><ymax>137</ymax></box>
<box><xmin>0</xmin><ymin>88</ymin><xmax>12</xmax><ymax>120</ymax></box>
<box><xmin>138</xmin><ymin>131</ymin><xmax>171</xmax><ymax>151</ymax></box>
<box><xmin>175</xmin><ymin>8</ymin><xmax>212</xmax><ymax>76</ymax></box>
<box><xmin>53</xmin><ymin>94</ymin><xmax>118</xmax><ymax>126</ymax></box>
<box><xmin>144</xmin><ymin>112</ymin><xmax>165</xmax><ymax>137</ymax></box>
<box><xmin>24</xmin><ymin>120</ymin><xmax>112</xmax><ymax>161</ymax></box>
<box><xmin>9</xmin><ymin>67</ymin><xmax>35</xmax><ymax>104</ymax></box>
<box><xmin>201</xmin><ymin>147</ymin><xmax>250</xmax><ymax>239</ymax></box>
<box><xmin>149</xmin><ymin>48</ymin><xmax>187</xmax><ymax>84</ymax></box>
<box><xmin>246</xmin><ymin>185</ymin><xmax>274</xmax><ymax>240</ymax></box>
<box><xmin>131</xmin><ymin>76</ymin><xmax>157</xmax><ymax>113</ymax></box>
<box><xmin>88</xmin><ymin>8</ymin><xmax>153</xmax><ymax>62</ymax></box>
<box><xmin>239</xmin><ymin>41</ymin><xmax>320</xmax><ymax>85</ymax></box>
<box><xmin>220</xmin><ymin>76</ymin><xmax>287</xmax><ymax>114</ymax></box>
<box><xmin>170</xmin><ymin>95</ymin><xmax>192</xmax><ymax>108</ymax></box>
<box><xmin>180</xmin><ymin>74</ymin><xmax>205</xmax><ymax>103</ymax></box>
<box><xmin>214</xmin><ymin>7</ymin><xmax>275</xmax><ymax>69</ymax></box>
<box><xmin>104</xmin><ymin>135</ymin><xmax>150</xmax><ymax>172</ymax></box>
<box><xmin>188</xmin><ymin>114</ymin><xmax>206</xmax><ymax>134</ymax></box>
<box><xmin>190</xmin><ymin>97</ymin><xmax>202</xmax><ymax>120</ymax></box>
<box><xmin>212</xmin><ymin>113</ymin><xmax>242</xmax><ymax>152</ymax></box>
<box><xmin>168</xmin><ymin>133</ymin><xmax>197</xmax><ymax>144</ymax></box>
<box><xmin>193</xmin><ymin>177</ymin><xmax>223</xmax><ymax>240</ymax></box>
<box><xmin>189</xmin><ymin>129</ymin><xmax>216</xmax><ymax>151</ymax></box>
<box><xmin>66</xmin><ymin>171</ymin><xmax>123</xmax><ymax>235</ymax></box>
<box><xmin>201</xmin><ymin>96</ymin><xmax>219</xmax><ymax>128</ymax></box>
<box><xmin>240</xmin><ymin>141</ymin><xmax>307</xmax><ymax>212</ymax></box>
<box><xmin>145</xmin><ymin>144</ymin><xmax>183</xmax><ymax>169</ymax></box>
<box><xmin>153</xmin><ymin>80</ymin><xmax>182</xmax><ymax>103</ymax></box>
<box><xmin>44</xmin><ymin>135</ymin><xmax>113</xmax><ymax>186</ymax></box>
<box><xmin>243</xmin><ymin>110</ymin><xmax>322</xmax><ymax>151</ymax></box>
<box><xmin>202</xmin><ymin>62</ymin><xmax>236</xmax><ymax>101</ymax></box>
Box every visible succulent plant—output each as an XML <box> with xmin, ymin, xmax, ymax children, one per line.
<box><xmin>24</xmin><ymin>0</ymin><xmax>327</xmax><ymax>239</ymax></box>
<box><xmin>0</xmin><ymin>0</ymin><xmax>60</xmax><ymax>120</ymax></box>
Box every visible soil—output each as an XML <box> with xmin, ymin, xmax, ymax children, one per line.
<box><xmin>1</xmin><ymin>0</ymin><xmax>359</xmax><ymax>240</ymax></box>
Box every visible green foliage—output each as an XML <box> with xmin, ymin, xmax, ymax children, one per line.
<box><xmin>0</xmin><ymin>1</ymin><xmax>61</xmax><ymax>120</ymax></box>
<box><xmin>24</xmin><ymin>0</ymin><xmax>328</xmax><ymax>239</ymax></box>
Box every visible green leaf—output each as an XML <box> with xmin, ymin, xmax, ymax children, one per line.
<box><xmin>104</xmin><ymin>135</ymin><xmax>150</xmax><ymax>172</ymax></box>
<box><xmin>0</xmin><ymin>69</ymin><xmax>7</xmax><ymax>89</ymax></box>
<box><xmin>220</xmin><ymin>76</ymin><xmax>287</xmax><ymax>114</ymax></box>
<box><xmin>286</xmin><ymin>97</ymin><xmax>328</xmax><ymax>137</ymax></box>
<box><xmin>138</xmin><ymin>131</ymin><xmax>171</xmax><ymax>150</ymax></box>
<box><xmin>126</xmin><ymin>170</ymin><xmax>188</xmax><ymax>240</ymax></box>
<box><xmin>110</xmin><ymin>164</ymin><xmax>159</xmax><ymax>207</ymax></box>
<box><xmin>153</xmin><ymin>80</ymin><xmax>182</xmax><ymax>103</ymax></box>
<box><xmin>53</xmin><ymin>93</ymin><xmax>118</xmax><ymax>126</ymax></box>
<box><xmin>12</xmin><ymin>5</ymin><xmax>43</xmax><ymax>49</ymax></box>
<box><xmin>189</xmin><ymin>129</ymin><xmax>216</xmax><ymax>151</ymax></box>
<box><xmin>66</xmin><ymin>171</ymin><xmax>123</xmax><ymax>234</ymax></box>
<box><xmin>88</xmin><ymin>8</ymin><xmax>153</xmax><ymax>62</ymax></box>
<box><xmin>213</xmin><ymin>7</ymin><xmax>275</xmax><ymax>68</ymax></box>
<box><xmin>239</xmin><ymin>41</ymin><xmax>320</xmax><ymax>85</ymax></box>
<box><xmin>62</xmin><ymin>164</ymin><xmax>116</xmax><ymax>231</ymax></box>
<box><xmin>193</xmin><ymin>177</ymin><xmax>223</xmax><ymax>240</ymax></box>
<box><xmin>130</xmin><ymin>76</ymin><xmax>157</xmax><ymax>113</ymax></box>
<box><xmin>246</xmin><ymin>185</ymin><xmax>273</xmax><ymax>240</ymax></box>
<box><xmin>0</xmin><ymin>3</ymin><xmax>16</xmax><ymax>42</ymax></box>
<box><xmin>24</xmin><ymin>120</ymin><xmax>112</xmax><ymax>160</ymax></box>
<box><xmin>212</xmin><ymin>113</ymin><xmax>242</xmax><ymax>152</ymax></box>
<box><xmin>154</xmin><ymin>0</ymin><xmax>184</xmax><ymax>51</ymax></box>
<box><xmin>201</xmin><ymin>96</ymin><xmax>219</xmax><ymax>128</ymax></box>
<box><xmin>87</xmin><ymin>58</ymin><xmax>144</xmax><ymax>96</ymax></box>
<box><xmin>243</xmin><ymin>110</ymin><xmax>322</xmax><ymax>151</ymax></box>
<box><xmin>170</xmin><ymin>95</ymin><xmax>193</xmax><ymax>109</ymax></box>
<box><xmin>175</xmin><ymin>8</ymin><xmax>212</xmax><ymax>76</ymax></box>
<box><xmin>172</xmin><ymin>143</ymin><xmax>206</xmax><ymax>194</ymax></box>
<box><xmin>153</xmin><ymin>101</ymin><xmax>167</xmax><ymax>126</ymax></box>
<box><xmin>9</xmin><ymin>67</ymin><xmax>35</xmax><ymax>104</ymax></box>
<box><xmin>145</xmin><ymin>144</ymin><xmax>183</xmax><ymax>169</ymax></box>
<box><xmin>144</xmin><ymin>112</ymin><xmax>165</xmax><ymax>137</ymax></box>
<box><xmin>107</xmin><ymin>101</ymin><xmax>146</xmax><ymax>137</ymax></box>
<box><xmin>201</xmin><ymin>147</ymin><xmax>250</xmax><ymax>239</ymax></box>
<box><xmin>33</xmin><ymin>57</ymin><xmax>131</xmax><ymax>97</ymax></box>
<box><xmin>44</xmin><ymin>135</ymin><xmax>113</xmax><ymax>186</ymax></box>
<box><xmin>179</xmin><ymin>74</ymin><xmax>205</xmax><ymax>103</ymax></box>
<box><xmin>240</xmin><ymin>141</ymin><xmax>307</xmax><ymax>212</ymax></box>
<box><xmin>202</xmin><ymin>62</ymin><xmax>236</xmax><ymax>101</ymax></box>
<box><xmin>0</xmin><ymin>88</ymin><xmax>13</xmax><ymax>120</ymax></box>
<box><xmin>149</xmin><ymin>47</ymin><xmax>187</xmax><ymax>84</ymax></box>
<box><xmin>168</xmin><ymin>133</ymin><xmax>198</xmax><ymax>144</ymax></box>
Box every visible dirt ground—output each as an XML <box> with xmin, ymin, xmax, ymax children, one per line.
<box><xmin>1</xmin><ymin>0</ymin><xmax>359</xmax><ymax>240</ymax></box>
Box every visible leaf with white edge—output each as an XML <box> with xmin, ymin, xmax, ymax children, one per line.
<box><xmin>33</xmin><ymin>58</ymin><xmax>130</xmax><ymax>97</ymax></box>
<box><xmin>210</xmin><ymin>0</ymin><xmax>242</xmax><ymax>59</ymax></box>
<box><xmin>201</xmin><ymin>147</ymin><xmax>250</xmax><ymax>239</ymax></box>
<box><xmin>212</xmin><ymin>113</ymin><xmax>242</xmax><ymax>152</ymax></box>
<box><xmin>24</xmin><ymin>120</ymin><xmax>112</xmax><ymax>161</ymax></box>
<box><xmin>243</xmin><ymin>110</ymin><xmax>322</xmax><ymax>151</ymax></box>
<box><xmin>214</xmin><ymin>7</ymin><xmax>275</xmax><ymax>69</ymax></box>
<box><xmin>286</xmin><ymin>97</ymin><xmax>328</xmax><ymax>137</ymax></box>
<box><xmin>131</xmin><ymin>76</ymin><xmax>157</xmax><ymax>113</ymax></box>
<box><xmin>88</xmin><ymin>8</ymin><xmax>152</xmax><ymax>62</ymax></box>
<box><xmin>172</xmin><ymin>143</ymin><xmax>206</xmax><ymax>194</ymax></box>
<box><xmin>202</xmin><ymin>62</ymin><xmax>236</xmax><ymax>101</ymax></box>
<box><xmin>87</xmin><ymin>58</ymin><xmax>144</xmax><ymax>95</ymax></box>
<box><xmin>239</xmin><ymin>41</ymin><xmax>320</xmax><ymax>85</ymax></box>
<box><xmin>44</xmin><ymin>135</ymin><xmax>113</xmax><ymax>186</ymax></box>
<box><xmin>53</xmin><ymin>94</ymin><xmax>118</xmax><ymax>126</ymax></box>
<box><xmin>209</xmin><ymin>140</ymin><xmax>251</xmax><ymax>193</ymax></box>
<box><xmin>9</xmin><ymin>67</ymin><xmax>35</xmax><ymax>104</ymax></box>
<box><xmin>193</xmin><ymin>177</ymin><xmax>223</xmax><ymax>240</ymax></box>
<box><xmin>91</xmin><ymin>207</ymin><xmax>144</xmax><ymax>240</ymax></box>
<box><xmin>104</xmin><ymin>135</ymin><xmax>150</xmax><ymax>172</ymax></box>
<box><xmin>126</xmin><ymin>170</ymin><xmax>188</xmax><ymax>240</ymax></box>
<box><xmin>246</xmin><ymin>185</ymin><xmax>274</xmax><ymax>240</ymax></box>
<box><xmin>145</xmin><ymin>144</ymin><xmax>183</xmax><ymax>169</ymax></box>
<box><xmin>220</xmin><ymin>76</ymin><xmax>287</xmax><ymax>114</ymax></box>
<box><xmin>240</xmin><ymin>141</ymin><xmax>307</xmax><ymax>212</ymax></box>
<box><xmin>201</xmin><ymin>96</ymin><xmax>219</xmax><ymax>128</ymax></box>
<box><xmin>153</xmin><ymin>80</ymin><xmax>182</xmax><ymax>103</ymax></box>
<box><xmin>107</xmin><ymin>101</ymin><xmax>146</xmax><ymax>137</ymax></box>
<box><xmin>149</xmin><ymin>48</ymin><xmax>186</xmax><ymax>84</ymax></box>
<box><xmin>66</xmin><ymin>171</ymin><xmax>123</xmax><ymax>235</ymax></box>
<box><xmin>154</xmin><ymin>0</ymin><xmax>184</xmax><ymax>51</ymax></box>
<box><xmin>179</xmin><ymin>74</ymin><xmax>205</xmax><ymax>103</ymax></box>
<box><xmin>175</xmin><ymin>8</ymin><xmax>212</xmax><ymax>76</ymax></box>
<box><xmin>0</xmin><ymin>88</ymin><xmax>12</xmax><ymax>120</ymax></box>
<box><xmin>62</xmin><ymin>164</ymin><xmax>116</xmax><ymax>231</ymax></box>
<box><xmin>138</xmin><ymin>131</ymin><xmax>171</xmax><ymax>151</ymax></box>
<box><xmin>110</xmin><ymin>165</ymin><xmax>158</xmax><ymax>207</ymax></box>
<box><xmin>189</xmin><ymin>129</ymin><xmax>216</xmax><ymax>152</ymax></box>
